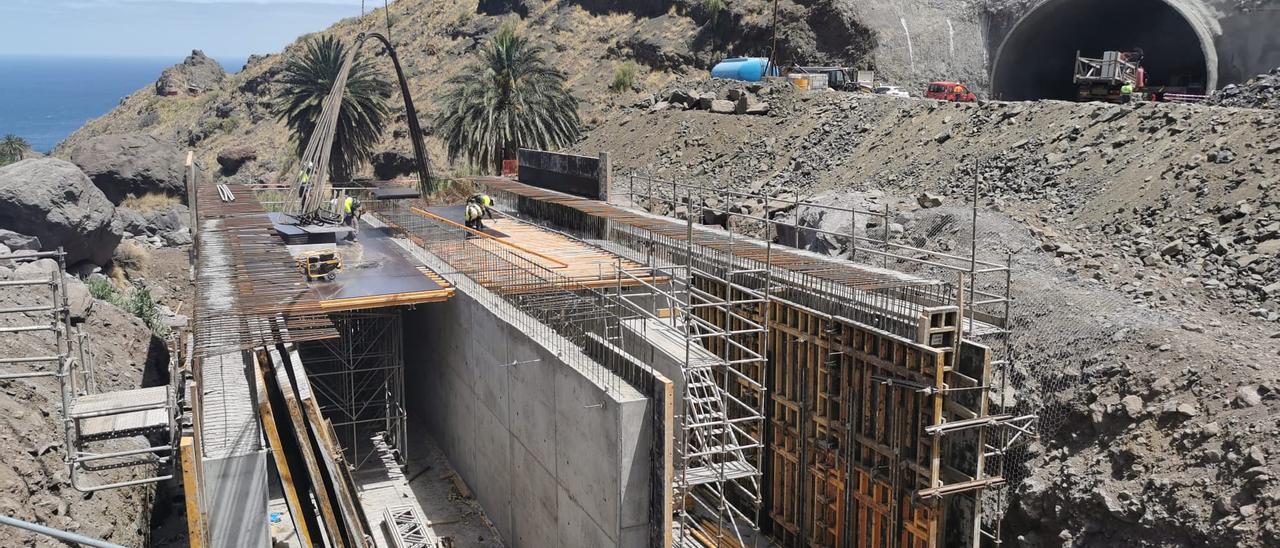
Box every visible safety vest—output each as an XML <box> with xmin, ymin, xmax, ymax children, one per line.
<box><xmin>1121</xmin><ymin>84</ymin><xmax>1135</xmax><ymax>94</ymax></box>
<box><xmin>465</xmin><ymin>203</ymin><xmax>483</xmax><ymax>222</ymax></box>
<box><xmin>344</xmin><ymin>197</ymin><xmax>354</xmax><ymax>214</ymax></box>
<box><xmin>481</xmin><ymin>194</ymin><xmax>492</xmax><ymax>207</ymax></box>
<box><xmin>300</xmin><ymin>170</ymin><xmax>310</xmax><ymax>184</ymax></box>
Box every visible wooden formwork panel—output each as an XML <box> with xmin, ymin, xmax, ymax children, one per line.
<box><xmin>686</xmin><ymin>272</ymin><xmax>985</xmax><ymax>548</ymax></box>
<box><xmin>767</xmin><ymin>297</ymin><xmax>952</xmax><ymax>548</ymax></box>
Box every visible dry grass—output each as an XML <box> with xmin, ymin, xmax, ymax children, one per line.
<box><xmin>112</xmin><ymin>239</ymin><xmax>151</xmax><ymax>271</ymax></box>
<box><xmin>120</xmin><ymin>192</ymin><xmax>181</xmax><ymax>213</ymax></box>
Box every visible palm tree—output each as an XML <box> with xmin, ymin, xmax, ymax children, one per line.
<box><xmin>0</xmin><ymin>134</ymin><xmax>30</xmax><ymax>166</ymax></box>
<box><xmin>274</xmin><ymin>35</ymin><xmax>392</xmax><ymax>182</ymax></box>
<box><xmin>436</xmin><ymin>21</ymin><xmax>581</xmax><ymax>174</ymax></box>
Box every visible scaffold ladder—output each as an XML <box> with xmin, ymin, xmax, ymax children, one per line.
<box><xmin>0</xmin><ymin>249</ymin><xmax>178</xmax><ymax>492</ymax></box>
<box><xmin>674</xmin><ymin>190</ymin><xmax>772</xmax><ymax>548</ymax></box>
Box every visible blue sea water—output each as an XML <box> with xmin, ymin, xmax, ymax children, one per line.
<box><xmin>0</xmin><ymin>55</ymin><xmax>245</xmax><ymax>153</ymax></box>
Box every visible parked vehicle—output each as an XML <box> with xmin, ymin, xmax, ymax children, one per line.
<box><xmin>795</xmin><ymin>66</ymin><xmax>861</xmax><ymax>91</ymax></box>
<box><xmin>874</xmin><ymin>85</ymin><xmax>910</xmax><ymax>98</ymax></box>
<box><xmin>711</xmin><ymin>57</ymin><xmax>779</xmax><ymax>82</ymax></box>
<box><xmin>925</xmin><ymin>81</ymin><xmax>977</xmax><ymax>102</ymax></box>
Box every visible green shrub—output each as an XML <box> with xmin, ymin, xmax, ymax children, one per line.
<box><xmin>86</xmin><ymin>278</ymin><xmax>169</xmax><ymax>337</ymax></box>
<box><xmin>86</xmin><ymin>277</ymin><xmax>118</xmax><ymax>302</ymax></box>
<box><xmin>610</xmin><ymin>61</ymin><xmax>640</xmax><ymax>93</ymax></box>
<box><xmin>702</xmin><ymin>0</ymin><xmax>725</xmax><ymax>19</ymax></box>
<box><xmin>254</xmin><ymin>189</ymin><xmax>289</xmax><ymax>212</ymax></box>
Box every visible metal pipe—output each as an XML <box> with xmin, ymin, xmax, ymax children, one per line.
<box><xmin>0</xmin><ymin>514</ymin><xmax>125</xmax><ymax>548</ymax></box>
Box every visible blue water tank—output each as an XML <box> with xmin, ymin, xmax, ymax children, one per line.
<box><xmin>710</xmin><ymin>57</ymin><xmax>777</xmax><ymax>82</ymax></box>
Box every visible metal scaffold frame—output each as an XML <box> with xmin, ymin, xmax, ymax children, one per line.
<box><xmin>0</xmin><ymin>249</ymin><xmax>177</xmax><ymax>493</ymax></box>
<box><xmin>613</xmin><ymin>182</ymin><xmax>774</xmax><ymax>547</ymax></box>
<box><xmin>623</xmin><ymin>172</ymin><xmax>1027</xmax><ymax>545</ymax></box>
<box><xmin>472</xmin><ymin>174</ymin><xmax>1028</xmax><ymax>547</ymax></box>
<box><xmin>298</xmin><ymin>309</ymin><xmax>407</xmax><ymax>470</ymax></box>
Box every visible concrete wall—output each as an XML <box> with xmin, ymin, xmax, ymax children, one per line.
<box><xmin>402</xmin><ymin>281</ymin><xmax>653</xmax><ymax>547</ymax></box>
<box><xmin>517</xmin><ymin>148</ymin><xmax>609</xmax><ymax>200</ymax></box>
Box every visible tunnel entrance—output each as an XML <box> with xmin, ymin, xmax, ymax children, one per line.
<box><xmin>992</xmin><ymin>0</ymin><xmax>1214</xmax><ymax>101</ymax></box>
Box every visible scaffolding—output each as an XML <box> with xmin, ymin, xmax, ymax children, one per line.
<box><xmin>472</xmin><ymin>174</ymin><xmax>1027</xmax><ymax>547</ymax></box>
<box><xmin>298</xmin><ymin>309</ymin><xmax>406</xmax><ymax>469</ymax></box>
<box><xmin>0</xmin><ymin>249</ymin><xmax>177</xmax><ymax>492</ymax></box>
<box><xmin>621</xmin><ymin>172</ymin><xmax>1028</xmax><ymax>545</ymax></box>
<box><xmin>614</xmin><ymin>194</ymin><xmax>773</xmax><ymax>547</ymax></box>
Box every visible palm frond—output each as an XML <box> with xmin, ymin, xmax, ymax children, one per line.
<box><xmin>436</xmin><ymin>21</ymin><xmax>581</xmax><ymax>174</ymax></box>
<box><xmin>273</xmin><ymin>36</ymin><xmax>392</xmax><ymax>182</ymax></box>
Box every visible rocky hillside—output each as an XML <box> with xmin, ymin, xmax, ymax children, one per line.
<box><xmin>578</xmin><ymin>82</ymin><xmax>1280</xmax><ymax>545</ymax></box>
<box><xmin>56</xmin><ymin>0</ymin><xmax>994</xmax><ymax>185</ymax></box>
<box><xmin>0</xmin><ymin>257</ymin><xmax>170</xmax><ymax>547</ymax></box>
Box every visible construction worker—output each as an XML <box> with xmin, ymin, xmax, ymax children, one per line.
<box><xmin>952</xmin><ymin>83</ymin><xmax>964</xmax><ymax>101</ymax></box>
<box><xmin>1120</xmin><ymin>82</ymin><xmax>1135</xmax><ymax>103</ymax></box>
<box><xmin>342</xmin><ymin>195</ymin><xmax>361</xmax><ymax>227</ymax></box>
<box><xmin>298</xmin><ymin>161</ymin><xmax>314</xmax><ymax>210</ymax></box>
<box><xmin>467</xmin><ymin>193</ymin><xmax>496</xmax><ymax>221</ymax></box>
<box><xmin>464</xmin><ymin>201</ymin><xmax>486</xmax><ymax>232</ymax></box>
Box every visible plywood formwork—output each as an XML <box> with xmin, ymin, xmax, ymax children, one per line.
<box><xmin>466</xmin><ymin>176</ymin><xmax>1012</xmax><ymax>548</ymax></box>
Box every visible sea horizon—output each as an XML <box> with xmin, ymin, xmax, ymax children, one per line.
<box><xmin>0</xmin><ymin>53</ymin><xmax>247</xmax><ymax>153</ymax></box>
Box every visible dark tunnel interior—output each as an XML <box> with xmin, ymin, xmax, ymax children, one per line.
<box><xmin>993</xmin><ymin>0</ymin><xmax>1209</xmax><ymax>101</ymax></box>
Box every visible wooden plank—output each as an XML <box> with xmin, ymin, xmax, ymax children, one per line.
<box><xmin>317</xmin><ymin>288</ymin><xmax>454</xmax><ymax>312</ymax></box>
<box><xmin>179</xmin><ymin>435</ymin><xmax>205</xmax><ymax>548</ymax></box>
<box><xmin>268</xmin><ymin>345</ymin><xmax>348</xmax><ymax>548</ymax></box>
<box><xmin>252</xmin><ymin>352</ymin><xmax>318</xmax><ymax>548</ymax></box>
<box><xmin>285</xmin><ymin>345</ymin><xmax>370</xmax><ymax>548</ymax></box>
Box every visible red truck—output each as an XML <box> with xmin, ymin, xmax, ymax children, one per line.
<box><xmin>925</xmin><ymin>81</ymin><xmax>977</xmax><ymax>102</ymax></box>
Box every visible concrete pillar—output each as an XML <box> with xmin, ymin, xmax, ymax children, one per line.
<box><xmin>598</xmin><ymin>151</ymin><xmax>612</xmax><ymax>203</ymax></box>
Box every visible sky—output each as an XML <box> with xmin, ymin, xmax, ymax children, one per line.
<box><xmin>0</xmin><ymin>0</ymin><xmax>381</xmax><ymax>60</ymax></box>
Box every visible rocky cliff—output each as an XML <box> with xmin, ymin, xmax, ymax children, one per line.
<box><xmin>56</xmin><ymin>0</ymin><xmax>1002</xmax><ymax>185</ymax></box>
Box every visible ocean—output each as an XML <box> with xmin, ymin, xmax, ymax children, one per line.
<box><xmin>0</xmin><ymin>55</ymin><xmax>244</xmax><ymax>153</ymax></box>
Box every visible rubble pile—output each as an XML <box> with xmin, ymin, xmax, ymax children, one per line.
<box><xmin>640</xmin><ymin>77</ymin><xmax>780</xmax><ymax>116</ymax></box>
<box><xmin>1207</xmin><ymin>67</ymin><xmax>1280</xmax><ymax>109</ymax></box>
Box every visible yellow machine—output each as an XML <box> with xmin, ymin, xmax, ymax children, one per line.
<box><xmin>297</xmin><ymin>250</ymin><xmax>342</xmax><ymax>281</ymax></box>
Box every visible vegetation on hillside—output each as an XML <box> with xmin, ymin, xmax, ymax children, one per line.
<box><xmin>611</xmin><ymin>61</ymin><xmax>641</xmax><ymax>93</ymax></box>
<box><xmin>86</xmin><ymin>277</ymin><xmax>169</xmax><ymax>338</ymax></box>
<box><xmin>274</xmin><ymin>35</ymin><xmax>392</xmax><ymax>182</ymax></box>
<box><xmin>0</xmin><ymin>134</ymin><xmax>30</xmax><ymax>166</ymax></box>
<box><xmin>436</xmin><ymin>21</ymin><xmax>581</xmax><ymax>174</ymax></box>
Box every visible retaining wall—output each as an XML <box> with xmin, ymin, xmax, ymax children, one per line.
<box><xmin>402</xmin><ymin>280</ymin><xmax>653</xmax><ymax>547</ymax></box>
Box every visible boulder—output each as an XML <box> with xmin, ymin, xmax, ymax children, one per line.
<box><xmin>216</xmin><ymin>146</ymin><xmax>256</xmax><ymax>175</ymax></box>
<box><xmin>710</xmin><ymin>100</ymin><xmax>737</xmax><ymax>114</ymax></box>
<box><xmin>155</xmin><ymin>50</ymin><xmax>226</xmax><ymax>96</ymax></box>
<box><xmin>67</xmin><ymin>134</ymin><xmax>186</xmax><ymax>203</ymax></box>
<box><xmin>0</xmin><ymin>229</ymin><xmax>41</xmax><ymax>251</ymax></box>
<box><xmin>0</xmin><ymin>159</ymin><xmax>121</xmax><ymax>265</ymax></box>
<box><xmin>917</xmin><ymin>192</ymin><xmax>944</xmax><ymax>208</ymax></box>
<box><xmin>143</xmin><ymin>205</ymin><xmax>189</xmax><ymax>233</ymax></box>
<box><xmin>115</xmin><ymin>207</ymin><xmax>152</xmax><ymax>236</ymax></box>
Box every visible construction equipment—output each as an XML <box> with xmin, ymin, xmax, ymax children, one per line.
<box><xmin>1074</xmin><ymin>50</ymin><xmax>1145</xmax><ymax>103</ymax></box>
<box><xmin>795</xmin><ymin>66</ymin><xmax>862</xmax><ymax>91</ymax></box>
<box><xmin>282</xmin><ymin>32</ymin><xmax>432</xmax><ymax>228</ymax></box>
<box><xmin>297</xmin><ymin>250</ymin><xmax>343</xmax><ymax>281</ymax></box>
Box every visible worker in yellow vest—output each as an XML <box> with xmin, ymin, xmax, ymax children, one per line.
<box><xmin>465</xmin><ymin>193</ymin><xmax>495</xmax><ymax>229</ymax></box>
<box><xmin>464</xmin><ymin>201</ymin><xmax>486</xmax><ymax>232</ymax></box>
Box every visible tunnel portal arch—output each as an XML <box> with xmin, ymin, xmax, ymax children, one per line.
<box><xmin>991</xmin><ymin>0</ymin><xmax>1219</xmax><ymax>101</ymax></box>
